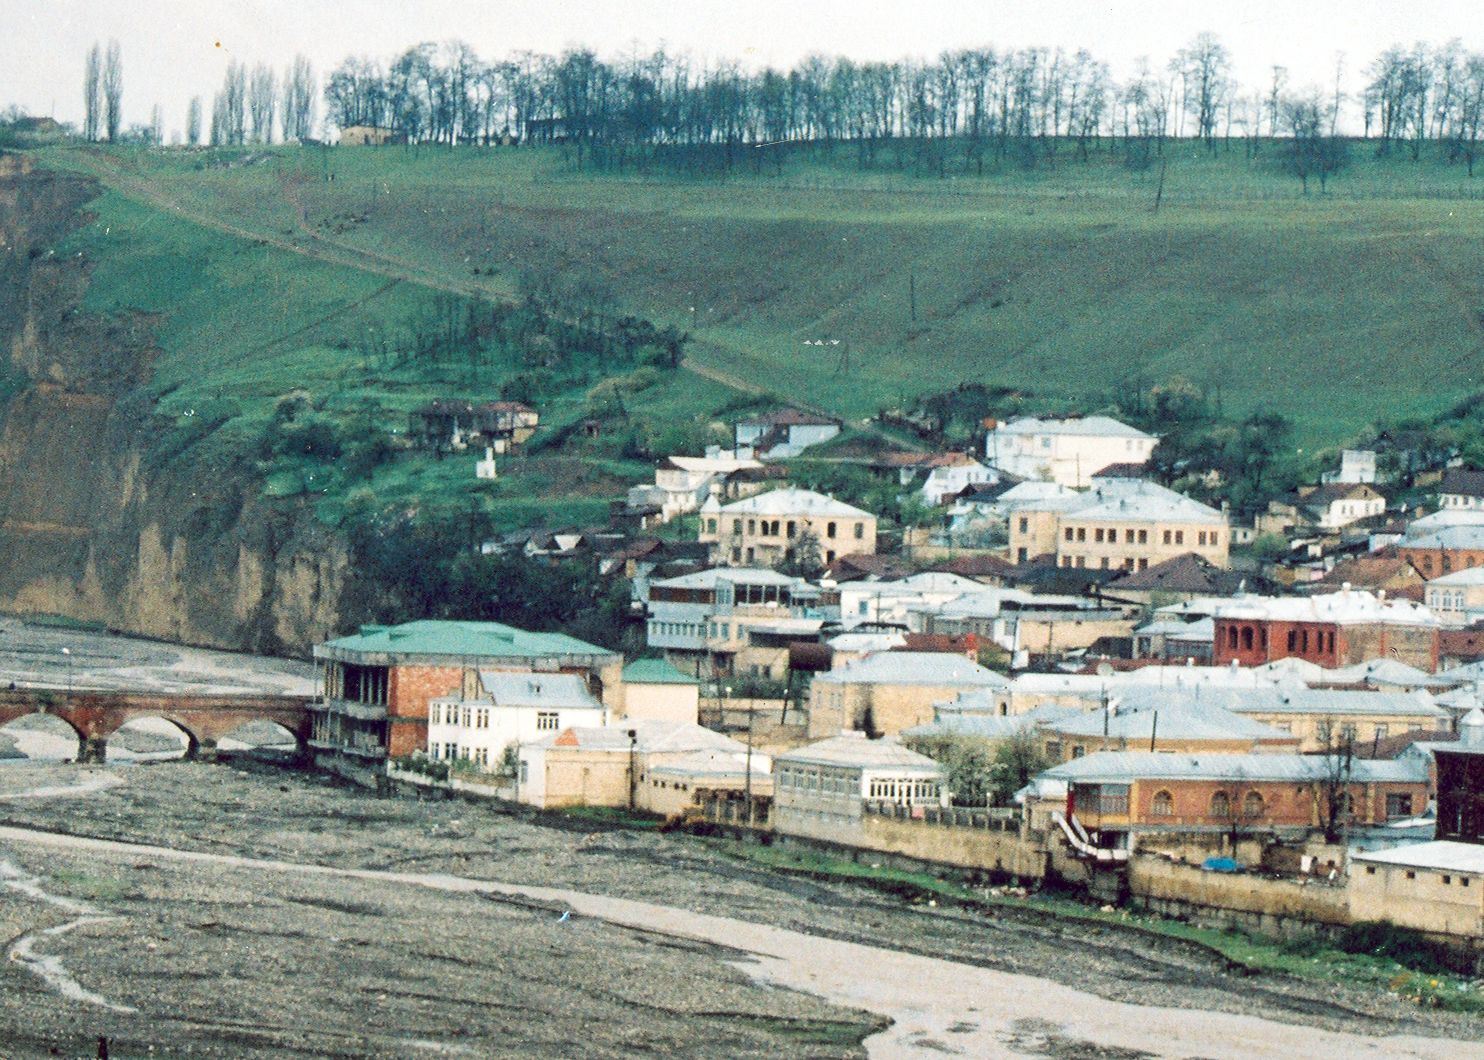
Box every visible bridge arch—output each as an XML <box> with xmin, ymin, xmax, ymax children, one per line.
<box><xmin>216</xmin><ymin>719</ymin><xmax>301</xmax><ymax>758</ymax></box>
<box><xmin>0</xmin><ymin>712</ymin><xmax>84</xmax><ymax>763</ymax></box>
<box><xmin>104</xmin><ymin>715</ymin><xmax>200</xmax><ymax>762</ymax></box>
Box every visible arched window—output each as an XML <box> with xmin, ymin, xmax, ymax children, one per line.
<box><xmin>1241</xmin><ymin>627</ymin><xmax>1254</xmax><ymax>651</ymax></box>
<box><xmin>1209</xmin><ymin>791</ymin><xmax>1232</xmax><ymax>818</ymax></box>
<box><xmin>1151</xmin><ymin>790</ymin><xmax>1174</xmax><ymax>817</ymax></box>
<box><xmin>1243</xmin><ymin>791</ymin><xmax>1266</xmax><ymax>818</ymax></box>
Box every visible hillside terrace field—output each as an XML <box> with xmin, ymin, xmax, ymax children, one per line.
<box><xmin>26</xmin><ymin>139</ymin><xmax>1484</xmax><ymax>525</ymax></box>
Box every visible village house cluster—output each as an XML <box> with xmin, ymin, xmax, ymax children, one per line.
<box><xmin>305</xmin><ymin>408</ymin><xmax>1484</xmax><ymax>969</ymax></box>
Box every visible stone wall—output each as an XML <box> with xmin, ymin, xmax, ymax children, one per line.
<box><xmin>1128</xmin><ymin>857</ymin><xmax>1350</xmax><ymax>937</ymax></box>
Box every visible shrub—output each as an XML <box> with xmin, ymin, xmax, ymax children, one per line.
<box><xmin>1337</xmin><ymin>921</ymin><xmax>1464</xmax><ymax>975</ymax></box>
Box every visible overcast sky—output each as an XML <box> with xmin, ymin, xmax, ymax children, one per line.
<box><xmin>5</xmin><ymin>0</ymin><xmax>1483</xmax><ymax>135</ymax></box>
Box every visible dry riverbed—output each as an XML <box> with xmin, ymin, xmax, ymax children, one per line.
<box><xmin>0</xmin><ymin>761</ymin><xmax>1480</xmax><ymax>1058</ymax></box>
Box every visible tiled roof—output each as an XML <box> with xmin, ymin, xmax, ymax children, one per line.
<box><xmin>1440</xmin><ymin>468</ymin><xmax>1484</xmax><ymax>498</ymax></box>
<box><xmin>1110</xmin><ymin>553</ymin><xmax>1230</xmax><ymax>593</ymax></box>
<box><xmin>739</xmin><ymin>408</ymin><xmax>838</xmax><ymax>428</ymax></box>
<box><xmin>1315</xmin><ymin>555</ymin><xmax>1420</xmax><ymax>589</ymax></box>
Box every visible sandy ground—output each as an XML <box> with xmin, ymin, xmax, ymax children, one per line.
<box><xmin>0</xmin><ymin>762</ymin><xmax>1481</xmax><ymax>1058</ymax></box>
<box><xmin>0</xmin><ymin>617</ymin><xmax>315</xmax><ymax>696</ymax></box>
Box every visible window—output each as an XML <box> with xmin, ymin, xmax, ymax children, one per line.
<box><xmin>787</xmin><ymin>520</ymin><xmax>796</xmax><ymax>538</ymax></box>
<box><xmin>536</xmin><ymin>711</ymin><xmax>560</xmax><ymax>731</ymax></box>
<box><xmin>1138</xmin><ymin>530</ymin><xmax>1148</xmax><ymax>544</ymax></box>
<box><xmin>1163</xmin><ymin>530</ymin><xmax>1172</xmax><ymax>545</ymax></box>
<box><xmin>1406</xmin><ymin>870</ymin><xmax>1417</xmax><ymax>880</ymax></box>
<box><xmin>1197</xmin><ymin>531</ymin><xmax>1207</xmax><ymax>546</ymax></box>
<box><xmin>519</xmin><ymin>761</ymin><xmax>528</xmax><ymax>782</ymax></box>
<box><xmin>706</xmin><ymin>518</ymin><xmax>717</xmax><ymax>533</ymax></box>
<box><xmin>1071</xmin><ymin>745</ymin><xmax>1085</xmax><ymax>758</ymax></box>
<box><xmin>1174</xmin><ymin>530</ymin><xmax>1184</xmax><ymax>545</ymax></box>
<box><xmin>1095</xmin><ymin>528</ymin><xmax>1105</xmax><ymax>543</ymax></box>
<box><xmin>1024</xmin><ymin>518</ymin><xmax>1034</xmax><ymax>534</ymax></box>
<box><xmin>1385</xmin><ymin>793</ymin><xmax>1413</xmax><ymax>818</ymax></box>
<box><xmin>747</xmin><ymin>519</ymin><xmax>756</xmax><ymax>534</ymax></box>
<box><xmin>1374</xmin><ymin>724</ymin><xmax>1388</xmax><ymax>741</ymax></box>
<box><xmin>1443</xmin><ymin>875</ymin><xmax>1452</xmax><ymax>885</ymax></box>
<box><xmin>827</xmin><ymin>522</ymin><xmax>838</xmax><ymax>539</ymax></box>
<box><xmin>1209</xmin><ymin>791</ymin><xmax>1231</xmax><ymax>818</ymax></box>
<box><xmin>1077</xmin><ymin>527</ymin><xmax>1086</xmax><ymax>542</ymax></box>
<box><xmin>1125</xmin><ymin>529</ymin><xmax>1136</xmax><ymax>543</ymax></box>
<box><xmin>1365</xmin><ymin>866</ymin><xmax>1376</xmax><ymax>875</ymax></box>
<box><xmin>732</xmin><ymin>519</ymin><xmax>742</xmax><ymax>534</ymax></box>
<box><xmin>1151</xmin><ymin>790</ymin><xmax>1174</xmax><ymax>816</ymax></box>
<box><xmin>854</xmin><ymin>522</ymin><xmax>864</xmax><ymax>539</ymax></box>
<box><xmin>1064</xmin><ymin>528</ymin><xmax>1074</xmax><ymax>542</ymax></box>
<box><xmin>1243</xmin><ymin>791</ymin><xmax>1265</xmax><ymax>818</ymax></box>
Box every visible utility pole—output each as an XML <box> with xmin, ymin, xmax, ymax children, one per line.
<box><xmin>743</xmin><ymin>686</ymin><xmax>755</xmax><ymax>826</ymax></box>
<box><xmin>627</xmin><ymin>728</ymin><xmax>638</xmax><ymax>811</ymax></box>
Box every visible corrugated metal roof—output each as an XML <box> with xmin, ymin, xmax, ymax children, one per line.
<box><xmin>814</xmin><ymin>651</ymin><xmax>1010</xmax><ymax>688</ymax></box>
<box><xmin>316</xmin><ymin>620</ymin><xmax>616</xmax><ymax>662</ymax></box>
<box><xmin>1045</xmin><ymin>703</ymin><xmax>1294</xmax><ymax>742</ymax></box>
<box><xmin>1213</xmin><ymin>590</ymin><xmax>1440</xmax><ymax>627</ymax></box>
<box><xmin>1043</xmin><ymin>751</ymin><xmax>1428</xmax><ymax>784</ymax></box>
<box><xmin>989</xmin><ymin>416</ymin><xmax>1154</xmax><ymax>440</ymax></box>
<box><xmin>1352</xmin><ymin>840</ymin><xmax>1484</xmax><ymax>874</ymax></box>
<box><xmin>1110</xmin><ymin>686</ymin><xmax>1448</xmax><ymax>719</ymax></box>
<box><xmin>476</xmin><ymin>672</ymin><xmax>601</xmax><ymax>709</ymax></box>
<box><xmin>778</xmin><ymin>734</ymin><xmax>944</xmax><ymax>770</ymax></box>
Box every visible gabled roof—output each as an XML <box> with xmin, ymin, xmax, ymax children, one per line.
<box><xmin>1299</xmin><ymin>482</ymin><xmax>1384</xmax><ymax>506</ymax></box>
<box><xmin>1322</xmin><ymin>659</ymin><xmax>1453</xmax><ymax>689</ymax></box>
<box><xmin>316</xmin><ymin>620</ymin><xmax>617</xmax><ymax>664</ymax></box>
<box><xmin>1440</xmin><ymin>468</ymin><xmax>1484</xmax><ymax>499</ymax></box>
<box><xmin>814</xmin><ymin>651</ymin><xmax>1010</xmax><ymax>688</ymax></box>
<box><xmin>1314</xmin><ymin>555</ymin><xmax>1422</xmax><ymax>589</ymax></box>
<box><xmin>473</xmin><ymin>672</ymin><xmax>601</xmax><ymax>710</ymax></box>
<box><xmin>718</xmin><ymin>488</ymin><xmax>872</xmax><ymax>519</ymax></box>
<box><xmin>988</xmin><ymin>416</ymin><xmax>1154</xmax><ymax>440</ymax></box>
<box><xmin>778</xmin><ymin>734</ymin><xmax>943</xmax><ymax>770</ymax></box>
<box><xmin>927</xmin><ymin>553</ymin><xmax>1017</xmax><ymax>580</ymax></box>
<box><xmin>738</xmin><ymin>408</ymin><xmax>838</xmax><ymax>428</ymax></box>
<box><xmin>651</xmin><ymin>566</ymin><xmax>805</xmax><ymax>591</ymax></box>
<box><xmin>1426</xmin><ymin>566</ymin><xmax>1484</xmax><ymax>587</ymax></box>
<box><xmin>1109</xmin><ymin>553</ymin><xmax>1233</xmax><ymax>594</ymax></box>
<box><xmin>1062</xmin><ymin>480</ymin><xmax>1224</xmax><ymax>526</ymax></box>
<box><xmin>1403</xmin><ymin>526</ymin><xmax>1484</xmax><ymax>551</ymax></box>
<box><xmin>826</xmin><ymin>553</ymin><xmax>914</xmax><ymax>582</ymax></box>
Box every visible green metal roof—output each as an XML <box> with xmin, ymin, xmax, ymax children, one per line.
<box><xmin>316</xmin><ymin>620</ymin><xmax>616</xmax><ymax>662</ymax></box>
<box><xmin>622</xmin><ymin>658</ymin><xmax>701</xmax><ymax>685</ymax></box>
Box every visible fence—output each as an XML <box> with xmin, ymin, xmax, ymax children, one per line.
<box><xmin>864</xmin><ymin>800</ymin><xmax>1022</xmax><ymax>834</ymax></box>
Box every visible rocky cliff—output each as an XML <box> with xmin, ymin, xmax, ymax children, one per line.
<box><xmin>0</xmin><ymin>154</ymin><xmax>345</xmax><ymax>654</ymax></box>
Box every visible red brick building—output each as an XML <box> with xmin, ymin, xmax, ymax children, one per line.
<box><xmin>1212</xmin><ymin>590</ymin><xmax>1440</xmax><ymax>672</ymax></box>
<box><xmin>1396</xmin><ymin>526</ymin><xmax>1484</xmax><ymax>579</ymax></box>
<box><xmin>1038</xmin><ymin>751</ymin><xmax>1429</xmax><ymax>847</ymax></box>
<box><xmin>310</xmin><ymin>621</ymin><xmax>622</xmax><ymax>781</ymax></box>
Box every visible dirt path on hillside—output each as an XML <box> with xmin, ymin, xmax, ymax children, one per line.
<box><xmin>0</xmin><ymin>821</ymin><xmax>1474</xmax><ymax>1060</ymax></box>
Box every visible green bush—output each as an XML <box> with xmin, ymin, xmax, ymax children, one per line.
<box><xmin>1337</xmin><ymin>921</ymin><xmax>1464</xmax><ymax>975</ymax></box>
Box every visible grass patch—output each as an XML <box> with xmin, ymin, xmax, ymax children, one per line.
<box><xmin>555</xmin><ymin>805</ymin><xmax>665</xmax><ymax>830</ymax></box>
<box><xmin>710</xmin><ymin>842</ymin><xmax>1484</xmax><ymax>1014</ymax></box>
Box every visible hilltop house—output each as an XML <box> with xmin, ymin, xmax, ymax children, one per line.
<box><xmin>983</xmin><ymin>415</ymin><xmax>1157</xmax><ymax>488</ymax></box>
<box><xmin>734</xmin><ymin>409</ymin><xmax>839</xmax><ymax>460</ymax></box>
<box><xmin>309</xmin><ymin>620</ymin><xmax>622</xmax><ymax>782</ymax></box>
<box><xmin>409</xmin><ymin>399</ymin><xmax>538</xmax><ymax>453</ymax></box>
<box><xmin>1321</xmin><ymin>449</ymin><xmax>1379</xmax><ymax>485</ymax></box>
<box><xmin>1263</xmin><ymin>483</ymin><xmax>1386</xmax><ymax>534</ymax></box>
<box><xmin>339</xmin><ymin>124</ymin><xmax>404</xmax><ymax>146</ymax></box>
<box><xmin>699</xmin><ymin>488</ymin><xmax>876</xmax><ymax>567</ymax></box>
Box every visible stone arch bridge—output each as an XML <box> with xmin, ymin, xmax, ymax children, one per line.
<box><xmin>0</xmin><ymin>688</ymin><xmax>311</xmax><ymax>761</ymax></box>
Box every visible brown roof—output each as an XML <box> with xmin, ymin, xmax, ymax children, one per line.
<box><xmin>1091</xmin><ymin>462</ymin><xmax>1151</xmax><ymax>480</ymax></box>
<box><xmin>928</xmin><ymin>553</ymin><xmax>1016</xmax><ymax>580</ymax></box>
<box><xmin>1315</xmin><ymin>553</ymin><xmax>1422</xmax><ymax>589</ymax></box>
<box><xmin>1441</xmin><ymin>468</ymin><xmax>1484</xmax><ymax>499</ymax></box>
<box><xmin>1299</xmin><ymin>482</ymin><xmax>1384</xmax><ymax>506</ymax></box>
<box><xmin>742</xmin><ymin>408</ymin><xmax>837</xmax><ymax>428</ymax></box>
<box><xmin>1440</xmin><ymin>626</ymin><xmax>1484</xmax><ymax>662</ymax></box>
<box><xmin>1356</xmin><ymin>729</ymin><xmax>1457</xmax><ymax>760</ymax></box>
<box><xmin>896</xmin><ymin>633</ymin><xmax>979</xmax><ymax>658</ymax></box>
<box><xmin>1106</xmin><ymin>553</ymin><xmax>1235</xmax><ymax>594</ymax></box>
<box><xmin>826</xmin><ymin>553</ymin><xmax>914</xmax><ymax>582</ymax></box>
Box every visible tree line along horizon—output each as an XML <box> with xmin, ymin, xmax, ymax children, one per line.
<box><xmin>55</xmin><ymin>34</ymin><xmax>1484</xmax><ymax>178</ymax></box>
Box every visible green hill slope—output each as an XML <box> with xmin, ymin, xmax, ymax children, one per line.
<box><xmin>31</xmin><ymin>140</ymin><xmax>1484</xmax><ymax>467</ymax></box>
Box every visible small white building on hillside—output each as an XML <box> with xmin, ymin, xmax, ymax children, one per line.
<box><xmin>984</xmin><ymin>415</ymin><xmax>1157</xmax><ymax>488</ymax></box>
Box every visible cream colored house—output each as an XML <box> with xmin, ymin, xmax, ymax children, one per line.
<box><xmin>618</xmin><ymin>658</ymin><xmax>701</xmax><ymax>724</ymax></box>
<box><xmin>1425</xmin><ymin>567</ymin><xmax>1484</xmax><ymax>626</ymax></box>
<box><xmin>1007</xmin><ymin>479</ymin><xmax>1229</xmax><ymax>572</ymax></box>
<box><xmin>1350</xmin><ymin>841</ymin><xmax>1484</xmax><ymax>940</ymax></box>
<box><xmin>807</xmin><ymin>651</ymin><xmax>1011</xmax><ymax>738</ymax></box>
<box><xmin>700</xmin><ymin>488</ymin><xmax>876</xmax><ymax>567</ymax></box>
<box><xmin>984</xmin><ymin>416</ymin><xmax>1156</xmax><ymax>488</ymax></box>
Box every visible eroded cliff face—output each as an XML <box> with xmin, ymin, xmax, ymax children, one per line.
<box><xmin>0</xmin><ymin>153</ymin><xmax>345</xmax><ymax>653</ymax></box>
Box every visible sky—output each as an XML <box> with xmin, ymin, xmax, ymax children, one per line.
<box><xmin>4</xmin><ymin>0</ymin><xmax>1483</xmax><ymax>136</ymax></box>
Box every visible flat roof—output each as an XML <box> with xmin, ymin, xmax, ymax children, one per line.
<box><xmin>1352</xmin><ymin>840</ymin><xmax>1484</xmax><ymax>874</ymax></box>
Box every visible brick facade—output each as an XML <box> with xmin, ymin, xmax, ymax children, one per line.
<box><xmin>1212</xmin><ymin>617</ymin><xmax>1439</xmax><ymax>671</ymax></box>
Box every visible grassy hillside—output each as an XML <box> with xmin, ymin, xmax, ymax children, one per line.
<box><xmin>27</xmin><ymin>139</ymin><xmax>1484</xmax><ymax>528</ymax></box>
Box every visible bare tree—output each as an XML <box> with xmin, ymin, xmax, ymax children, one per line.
<box><xmin>102</xmin><ymin>39</ymin><xmax>123</xmax><ymax>142</ymax></box>
<box><xmin>249</xmin><ymin>64</ymin><xmax>276</xmax><ymax>143</ymax></box>
<box><xmin>1315</xmin><ymin>721</ymin><xmax>1357</xmax><ymax>843</ymax></box>
<box><xmin>186</xmin><ymin>96</ymin><xmax>202</xmax><ymax>146</ymax></box>
<box><xmin>1173</xmin><ymin>32</ymin><xmax>1230</xmax><ymax>151</ymax></box>
<box><xmin>83</xmin><ymin>43</ymin><xmax>102</xmax><ymax>141</ymax></box>
<box><xmin>281</xmin><ymin>55</ymin><xmax>316</xmax><ymax>141</ymax></box>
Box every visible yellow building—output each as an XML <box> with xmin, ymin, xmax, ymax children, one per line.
<box><xmin>1350</xmin><ymin>841</ymin><xmax>1484</xmax><ymax>940</ymax></box>
<box><xmin>807</xmin><ymin>651</ymin><xmax>1011</xmax><ymax>739</ymax></box>
<box><xmin>700</xmin><ymin>487</ymin><xmax>876</xmax><ymax>568</ymax></box>
<box><xmin>338</xmin><ymin>124</ymin><xmax>402</xmax><ymax>146</ymax></box>
<box><xmin>618</xmin><ymin>658</ymin><xmax>701</xmax><ymax>724</ymax></box>
<box><xmin>1007</xmin><ymin>479</ymin><xmax>1229</xmax><ymax>572</ymax></box>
